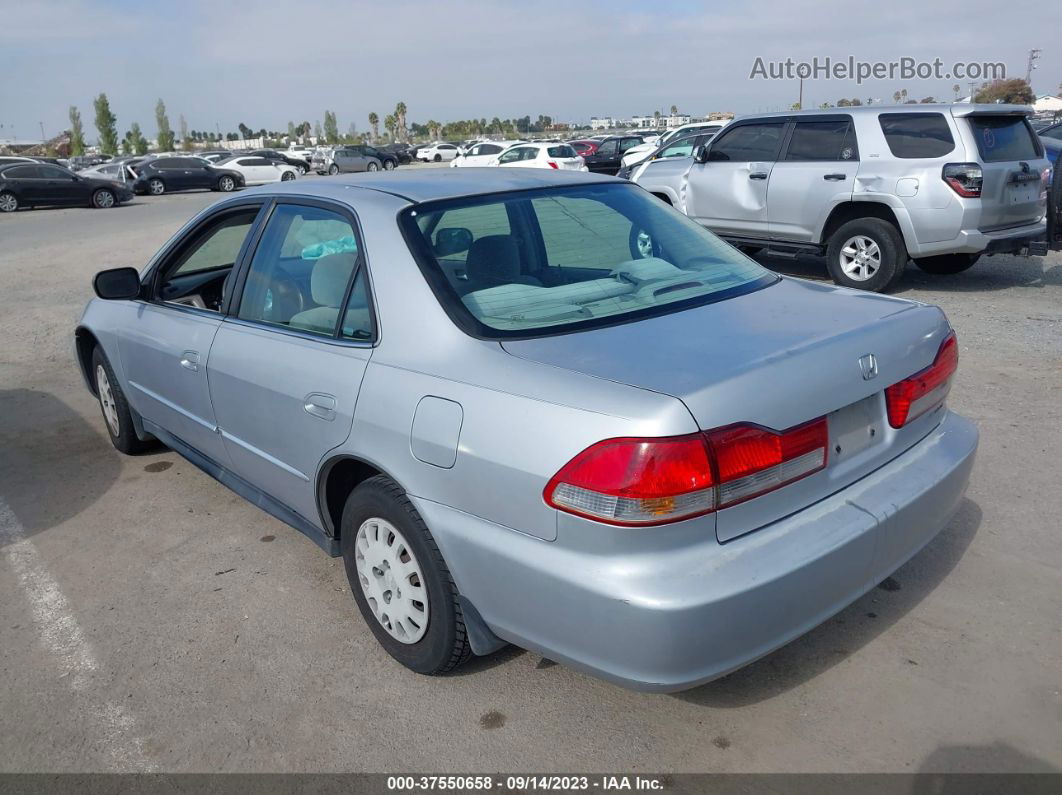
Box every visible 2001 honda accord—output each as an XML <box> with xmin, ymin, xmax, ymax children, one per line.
<box><xmin>75</xmin><ymin>169</ymin><xmax>978</xmax><ymax>691</ymax></box>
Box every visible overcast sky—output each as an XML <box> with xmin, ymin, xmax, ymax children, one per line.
<box><xmin>1</xmin><ymin>0</ymin><xmax>1059</xmax><ymax>142</ymax></box>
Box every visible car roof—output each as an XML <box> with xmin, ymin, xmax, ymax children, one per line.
<box><xmin>250</xmin><ymin>167</ymin><xmax>618</xmax><ymax>203</ymax></box>
<box><xmin>732</xmin><ymin>103</ymin><xmax>1035</xmax><ymax>122</ymax></box>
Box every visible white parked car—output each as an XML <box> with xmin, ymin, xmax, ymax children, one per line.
<box><xmin>487</xmin><ymin>142</ymin><xmax>587</xmax><ymax>171</ymax></box>
<box><xmin>213</xmin><ymin>155</ymin><xmax>298</xmax><ymax>184</ymax></box>
<box><xmin>620</xmin><ymin>122</ymin><xmax>729</xmax><ymax>168</ymax></box>
<box><xmin>450</xmin><ymin>141</ymin><xmax>525</xmax><ymax>167</ymax></box>
<box><xmin>417</xmin><ymin>143</ymin><xmax>461</xmax><ymax>162</ymax></box>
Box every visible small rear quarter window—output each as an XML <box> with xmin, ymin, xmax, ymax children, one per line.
<box><xmin>878</xmin><ymin>113</ymin><xmax>955</xmax><ymax>158</ymax></box>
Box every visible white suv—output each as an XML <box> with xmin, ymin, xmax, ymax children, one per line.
<box><xmin>638</xmin><ymin>104</ymin><xmax>1051</xmax><ymax>291</ymax></box>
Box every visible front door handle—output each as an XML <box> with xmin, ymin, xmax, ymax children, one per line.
<box><xmin>303</xmin><ymin>393</ymin><xmax>337</xmax><ymax>421</ymax></box>
<box><xmin>749</xmin><ymin>172</ymin><xmax>768</xmax><ymax>180</ymax></box>
<box><xmin>824</xmin><ymin>173</ymin><xmax>847</xmax><ymax>181</ymax></box>
<box><xmin>180</xmin><ymin>351</ymin><xmax>200</xmax><ymax>372</ymax></box>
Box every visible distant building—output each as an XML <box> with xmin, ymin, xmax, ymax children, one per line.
<box><xmin>589</xmin><ymin>117</ymin><xmax>614</xmax><ymax>130</ymax></box>
<box><xmin>630</xmin><ymin>115</ymin><xmax>661</xmax><ymax>129</ymax></box>
<box><xmin>1033</xmin><ymin>95</ymin><xmax>1062</xmax><ymax>113</ymax></box>
<box><xmin>707</xmin><ymin>111</ymin><xmax>735</xmax><ymax>121</ymax></box>
<box><xmin>664</xmin><ymin>114</ymin><xmax>693</xmax><ymax>128</ymax></box>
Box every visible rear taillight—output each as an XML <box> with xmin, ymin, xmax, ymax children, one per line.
<box><xmin>884</xmin><ymin>333</ymin><xmax>958</xmax><ymax>428</ymax></box>
<box><xmin>942</xmin><ymin>163</ymin><xmax>983</xmax><ymax>198</ymax></box>
<box><xmin>544</xmin><ymin>419</ymin><xmax>829</xmax><ymax>526</ymax></box>
<box><xmin>547</xmin><ymin>161</ymin><xmax>559</xmax><ymax>169</ymax></box>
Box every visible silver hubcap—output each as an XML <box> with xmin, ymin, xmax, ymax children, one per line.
<box><xmin>282</xmin><ymin>172</ymin><xmax>294</xmax><ymax>180</ymax></box>
<box><xmin>354</xmin><ymin>518</ymin><xmax>428</xmax><ymax>644</ymax></box>
<box><xmin>221</xmin><ymin>178</ymin><xmax>233</xmax><ymax>190</ymax></box>
<box><xmin>0</xmin><ymin>194</ymin><xmax>15</xmax><ymax>211</ymax></box>
<box><xmin>96</xmin><ymin>364</ymin><xmax>120</xmax><ymax>437</ymax></box>
<box><xmin>839</xmin><ymin>235</ymin><xmax>882</xmax><ymax>281</ymax></box>
<box><xmin>149</xmin><ymin>180</ymin><xmax>164</xmax><ymax>195</ymax></box>
<box><xmin>384</xmin><ymin>161</ymin><xmax>394</xmax><ymax>170</ymax></box>
<box><xmin>96</xmin><ymin>191</ymin><xmax>114</xmax><ymax>208</ymax></box>
<box><xmin>635</xmin><ymin>230</ymin><xmax>653</xmax><ymax>258</ymax></box>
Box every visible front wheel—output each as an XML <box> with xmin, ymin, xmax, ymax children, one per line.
<box><xmin>433</xmin><ymin>154</ymin><xmax>441</xmax><ymax>162</ymax></box>
<box><xmin>297</xmin><ymin>165</ymin><xmax>307</xmax><ymax>175</ymax></box>
<box><xmin>341</xmin><ymin>476</ymin><xmax>473</xmax><ymax>675</ymax></box>
<box><xmin>217</xmin><ymin>175</ymin><xmax>236</xmax><ymax>192</ymax></box>
<box><xmin>147</xmin><ymin>178</ymin><xmax>165</xmax><ymax>195</ymax></box>
<box><xmin>280</xmin><ymin>171</ymin><xmax>297</xmax><ymax>181</ymax></box>
<box><xmin>825</xmin><ymin>218</ymin><xmax>907</xmax><ymax>292</ymax></box>
<box><xmin>383</xmin><ymin>159</ymin><xmax>396</xmax><ymax>171</ymax></box>
<box><xmin>328</xmin><ymin>164</ymin><xmax>339</xmax><ymax>175</ymax></box>
<box><xmin>366</xmin><ymin>161</ymin><xmax>380</xmax><ymax>172</ymax></box>
<box><xmin>91</xmin><ymin>346</ymin><xmax>155</xmax><ymax>455</ymax></box>
<box><xmin>92</xmin><ymin>189</ymin><xmax>116</xmax><ymax>209</ymax></box>
<box><xmin>914</xmin><ymin>253</ymin><xmax>980</xmax><ymax>274</ymax></box>
<box><xmin>0</xmin><ymin>191</ymin><xmax>18</xmax><ymax>213</ymax></box>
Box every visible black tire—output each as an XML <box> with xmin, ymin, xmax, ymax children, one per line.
<box><xmin>0</xmin><ymin>191</ymin><xmax>18</xmax><ymax>213</ymax></box>
<box><xmin>91</xmin><ymin>346</ymin><xmax>155</xmax><ymax>455</ymax></box>
<box><xmin>340</xmin><ymin>475</ymin><xmax>472</xmax><ymax>675</ymax></box>
<box><xmin>147</xmin><ymin>177</ymin><xmax>165</xmax><ymax>196</ymax></box>
<box><xmin>297</xmin><ymin>165</ymin><xmax>307</xmax><ymax>175</ymax></box>
<box><xmin>217</xmin><ymin>175</ymin><xmax>236</xmax><ymax>192</ymax></box>
<box><xmin>914</xmin><ymin>253</ymin><xmax>980</xmax><ymax>274</ymax></box>
<box><xmin>433</xmin><ymin>154</ymin><xmax>441</xmax><ymax>162</ymax></box>
<box><xmin>281</xmin><ymin>171</ymin><xmax>296</xmax><ymax>181</ymax></box>
<box><xmin>367</xmin><ymin>161</ymin><xmax>380</xmax><ymax>172</ymax></box>
<box><xmin>92</xmin><ymin>188</ymin><xmax>116</xmax><ymax>209</ymax></box>
<box><xmin>328</xmin><ymin>164</ymin><xmax>339</xmax><ymax>175</ymax></box>
<box><xmin>383</xmin><ymin>159</ymin><xmax>396</xmax><ymax>171</ymax></box>
<box><xmin>825</xmin><ymin>217</ymin><xmax>907</xmax><ymax>292</ymax></box>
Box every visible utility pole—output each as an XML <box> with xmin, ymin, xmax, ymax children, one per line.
<box><xmin>798</xmin><ymin>76</ymin><xmax>804</xmax><ymax>110</ymax></box>
<box><xmin>39</xmin><ymin>122</ymin><xmax>45</xmax><ymax>143</ymax></box>
<box><xmin>1025</xmin><ymin>48</ymin><xmax>1041</xmax><ymax>85</ymax></box>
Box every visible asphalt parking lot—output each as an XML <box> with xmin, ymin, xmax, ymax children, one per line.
<box><xmin>1</xmin><ymin>180</ymin><xmax>1060</xmax><ymax>774</ymax></box>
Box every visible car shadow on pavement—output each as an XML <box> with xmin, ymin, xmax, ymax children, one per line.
<box><xmin>760</xmin><ymin>254</ymin><xmax>1062</xmax><ymax>293</ymax></box>
<box><xmin>675</xmin><ymin>498</ymin><xmax>982</xmax><ymax>708</ymax></box>
<box><xmin>0</xmin><ymin>388</ymin><xmax>121</xmax><ymax>546</ymax></box>
<box><xmin>915</xmin><ymin>741</ymin><xmax>1060</xmax><ymax>777</ymax></box>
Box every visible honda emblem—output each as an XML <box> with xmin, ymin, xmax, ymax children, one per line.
<box><xmin>858</xmin><ymin>354</ymin><xmax>878</xmax><ymax>381</ymax></box>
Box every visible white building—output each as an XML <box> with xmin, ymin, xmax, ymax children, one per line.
<box><xmin>589</xmin><ymin>117</ymin><xmax>614</xmax><ymax>130</ymax></box>
<box><xmin>1033</xmin><ymin>95</ymin><xmax>1062</xmax><ymax>114</ymax></box>
<box><xmin>665</xmin><ymin>114</ymin><xmax>693</xmax><ymax>128</ymax></box>
<box><xmin>629</xmin><ymin>115</ymin><xmax>661</xmax><ymax>129</ymax></box>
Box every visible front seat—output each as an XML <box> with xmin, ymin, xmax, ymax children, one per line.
<box><xmin>463</xmin><ymin>235</ymin><xmax>542</xmax><ymax>292</ymax></box>
<box><xmin>289</xmin><ymin>252</ymin><xmax>355</xmax><ymax>335</ymax></box>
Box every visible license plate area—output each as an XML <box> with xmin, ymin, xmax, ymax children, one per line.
<box><xmin>828</xmin><ymin>394</ymin><xmax>884</xmax><ymax>463</ymax></box>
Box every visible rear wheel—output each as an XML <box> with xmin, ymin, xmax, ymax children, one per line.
<box><xmin>280</xmin><ymin>171</ymin><xmax>296</xmax><ymax>181</ymax></box>
<box><xmin>367</xmin><ymin>161</ymin><xmax>380</xmax><ymax>172</ymax></box>
<box><xmin>296</xmin><ymin>164</ymin><xmax>307</xmax><ymax>175</ymax></box>
<box><xmin>383</xmin><ymin>159</ymin><xmax>396</xmax><ymax>171</ymax></box>
<box><xmin>433</xmin><ymin>154</ymin><xmax>441</xmax><ymax>162</ymax></box>
<box><xmin>328</xmin><ymin>164</ymin><xmax>339</xmax><ymax>175</ymax></box>
<box><xmin>0</xmin><ymin>192</ymin><xmax>17</xmax><ymax>213</ymax></box>
<box><xmin>92</xmin><ymin>188</ymin><xmax>116</xmax><ymax>209</ymax></box>
<box><xmin>147</xmin><ymin>178</ymin><xmax>165</xmax><ymax>195</ymax></box>
<box><xmin>91</xmin><ymin>346</ymin><xmax>155</xmax><ymax>455</ymax></box>
<box><xmin>825</xmin><ymin>218</ymin><xmax>907</xmax><ymax>292</ymax></box>
<box><xmin>217</xmin><ymin>175</ymin><xmax>236</xmax><ymax>192</ymax></box>
<box><xmin>914</xmin><ymin>253</ymin><xmax>980</xmax><ymax>274</ymax></box>
<box><xmin>340</xmin><ymin>475</ymin><xmax>472</xmax><ymax>675</ymax></box>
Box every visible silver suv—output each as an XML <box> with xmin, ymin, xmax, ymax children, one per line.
<box><xmin>635</xmin><ymin>104</ymin><xmax>1051</xmax><ymax>291</ymax></box>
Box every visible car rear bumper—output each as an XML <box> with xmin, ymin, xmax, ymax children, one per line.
<box><xmin>915</xmin><ymin>219</ymin><xmax>1047</xmax><ymax>257</ymax></box>
<box><xmin>412</xmin><ymin>410</ymin><xmax>978</xmax><ymax>692</ymax></box>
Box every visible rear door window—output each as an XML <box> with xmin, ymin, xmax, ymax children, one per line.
<box><xmin>708</xmin><ymin>123</ymin><xmax>785</xmax><ymax>161</ymax></box>
<box><xmin>785</xmin><ymin>120</ymin><xmax>858</xmax><ymax>161</ymax></box>
<box><xmin>966</xmin><ymin>116</ymin><xmax>1042</xmax><ymax>162</ymax></box>
<box><xmin>878</xmin><ymin>113</ymin><xmax>955</xmax><ymax>158</ymax></box>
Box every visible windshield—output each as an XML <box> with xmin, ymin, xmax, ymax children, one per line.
<box><xmin>401</xmin><ymin>183</ymin><xmax>774</xmax><ymax>338</ymax></box>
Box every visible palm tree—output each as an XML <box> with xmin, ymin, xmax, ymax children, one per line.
<box><xmin>900</xmin><ymin>88</ymin><xmax>908</xmax><ymax>103</ymax></box>
<box><xmin>893</xmin><ymin>90</ymin><xmax>902</xmax><ymax>104</ymax></box>
<box><xmin>384</xmin><ymin>114</ymin><xmax>396</xmax><ymax>141</ymax></box>
<box><xmin>395</xmin><ymin>102</ymin><xmax>408</xmax><ymax>142</ymax></box>
<box><xmin>368</xmin><ymin>112</ymin><xmax>379</xmax><ymax>142</ymax></box>
<box><xmin>670</xmin><ymin>104</ymin><xmax>678</xmax><ymax>116</ymax></box>
<box><xmin>952</xmin><ymin>84</ymin><xmax>961</xmax><ymax>100</ymax></box>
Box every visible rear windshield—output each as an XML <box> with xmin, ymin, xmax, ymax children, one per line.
<box><xmin>401</xmin><ymin>183</ymin><xmax>774</xmax><ymax>338</ymax></box>
<box><xmin>547</xmin><ymin>145</ymin><xmax>577</xmax><ymax>158</ymax></box>
<box><xmin>878</xmin><ymin>113</ymin><xmax>955</xmax><ymax>158</ymax></box>
<box><xmin>966</xmin><ymin>116</ymin><xmax>1042</xmax><ymax>162</ymax></box>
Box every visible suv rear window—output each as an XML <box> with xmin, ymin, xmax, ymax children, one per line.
<box><xmin>879</xmin><ymin>113</ymin><xmax>954</xmax><ymax>158</ymax></box>
<box><xmin>402</xmin><ymin>183</ymin><xmax>774</xmax><ymax>338</ymax></box>
<box><xmin>966</xmin><ymin>116</ymin><xmax>1042</xmax><ymax>162</ymax></box>
<box><xmin>547</xmin><ymin>145</ymin><xmax>577</xmax><ymax>158</ymax></box>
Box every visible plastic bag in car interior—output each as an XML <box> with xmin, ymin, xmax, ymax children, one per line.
<box><xmin>301</xmin><ymin>236</ymin><xmax>358</xmax><ymax>260</ymax></box>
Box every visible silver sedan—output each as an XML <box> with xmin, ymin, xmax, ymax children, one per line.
<box><xmin>75</xmin><ymin>169</ymin><xmax>978</xmax><ymax>691</ymax></box>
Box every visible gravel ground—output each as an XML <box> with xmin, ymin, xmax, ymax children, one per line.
<box><xmin>0</xmin><ymin>182</ymin><xmax>1060</xmax><ymax>774</ymax></box>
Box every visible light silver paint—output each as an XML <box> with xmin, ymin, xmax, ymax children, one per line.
<box><xmin>76</xmin><ymin>169</ymin><xmax>978</xmax><ymax>690</ymax></box>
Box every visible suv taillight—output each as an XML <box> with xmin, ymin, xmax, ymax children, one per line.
<box><xmin>884</xmin><ymin>333</ymin><xmax>958</xmax><ymax>428</ymax></box>
<box><xmin>544</xmin><ymin>419</ymin><xmax>829</xmax><ymax>526</ymax></box>
<box><xmin>943</xmin><ymin>163</ymin><xmax>983</xmax><ymax>198</ymax></box>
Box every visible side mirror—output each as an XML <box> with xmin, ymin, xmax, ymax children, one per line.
<box><xmin>93</xmin><ymin>267</ymin><xmax>142</xmax><ymax>300</ymax></box>
<box><xmin>693</xmin><ymin>145</ymin><xmax>709</xmax><ymax>164</ymax></box>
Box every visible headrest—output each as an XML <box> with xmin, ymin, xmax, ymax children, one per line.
<box><xmin>310</xmin><ymin>252</ymin><xmax>355</xmax><ymax>307</ymax></box>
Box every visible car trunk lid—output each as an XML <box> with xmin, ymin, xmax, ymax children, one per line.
<box><xmin>502</xmin><ymin>277</ymin><xmax>955</xmax><ymax>541</ymax></box>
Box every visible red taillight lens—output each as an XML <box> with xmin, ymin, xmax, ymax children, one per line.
<box><xmin>885</xmin><ymin>333</ymin><xmax>958</xmax><ymax>428</ymax></box>
<box><xmin>942</xmin><ymin>163</ymin><xmax>983</xmax><ymax>198</ymax></box>
<box><xmin>707</xmin><ymin>418</ymin><xmax>829</xmax><ymax>508</ymax></box>
<box><xmin>545</xmin><ymin>435</ymin><xmax>715</xmax><ymax>525</ymax></box>
<box><xmin>544</xmin><ymin>418</ymin><xmax>829</xmax><ymax>526</ymax></box>
<box><xmin>547</xmin><ymin>161</ymin><xmax>559</xmax><ymax>169</ymax></box>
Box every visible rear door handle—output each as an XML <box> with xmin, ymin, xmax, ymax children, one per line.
<box><xmin>749</xmin><ymin>172</ymin><xmax>768</xmax><ymax>180</ymax></box>
<box><xmin>303</xmin><ymin>393</ymin><xmax>337</xmax><ymax>421</ymax></box>
<box><xmin>824</xmin><ymin>173</ymin><xmax>847</xmax><ymax>181</ymax></box>
<box><xmin>179</xmin><ymin>351</ymin><xmax>199</xmax><ymax>372</ymax></box>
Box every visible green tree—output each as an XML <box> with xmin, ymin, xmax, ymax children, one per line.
<box><xmin>952</xmin><ymin>83</ymin><xmax>961</xmax><ymax>99</ymax></box>
<box><xmin>368</xmin><ymin>112</ymin><xmax>379</xmax><ymax>142</ymax></box>
<box><xmin>973</xmin><ymin>78</ymin><xmax>1034</xmax><ymax>104</ymax></box>
<box><xmin>395</xmin><ymin>102</ymin><xmax>408</xmax><ymax>142</ymax></box>
<box><xmin>93</xmin><ymin>93</ymin><xmax>119</xmax><ymax>155</ymax></box>
<box><xmin>179</xmin><ymin>114</ymin><xmax>191</xmax><ymax>150</ymax></box>
<box><xmin>892</xmin><ymin>90</ymin><xmax>902</xmax><ymax>104</ymax></box>
<box><xmin>130</xmin><ymin>122</ymin><xmax>148</xmax><ymax>155</ymax></box>
<box><xmin>68</xmin><ymin>105</ymin><xmax>86</xmax><ymax>156</ymax></box>
<box><xmin>287</xmin><ymin>120</ymin><xmax>296</xmax><ymax>141</ymax></box>
<box><xmin>384</xmin><ymin>114</ymin><xmax>396</xmax><ymax>140</ymax></box>
<box><xmin>314</xmin><ymin>120</ymin><xmax>323</xmax><ymax>142</ymax></box>
<box><xmin>670</xmin><ymin>104</ymin><xmax>678</xmax><ymax>115</ymax></box>
<box><xmin>920</xmin><ymin>96</ymin><xmax>936</xmax><ymax>103</ymax></box>
<box><xmin>837</xmin><ymin>98</ymin><xmax>851</xmax><ymax>107</ymax></box>
<box><xmin>323</xmin><ymin>110</ymin><xmax>339</xmax><ymax>143</ymax></box>
<box><xmin>155</xmin><ymin>99</ymin><xmax>174</xmax><ymax>151</ymax></box>
<box><xmin>121</xmin><ymin>133</ymin><xmax>131</xmax><ymax>155</ymax></box>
